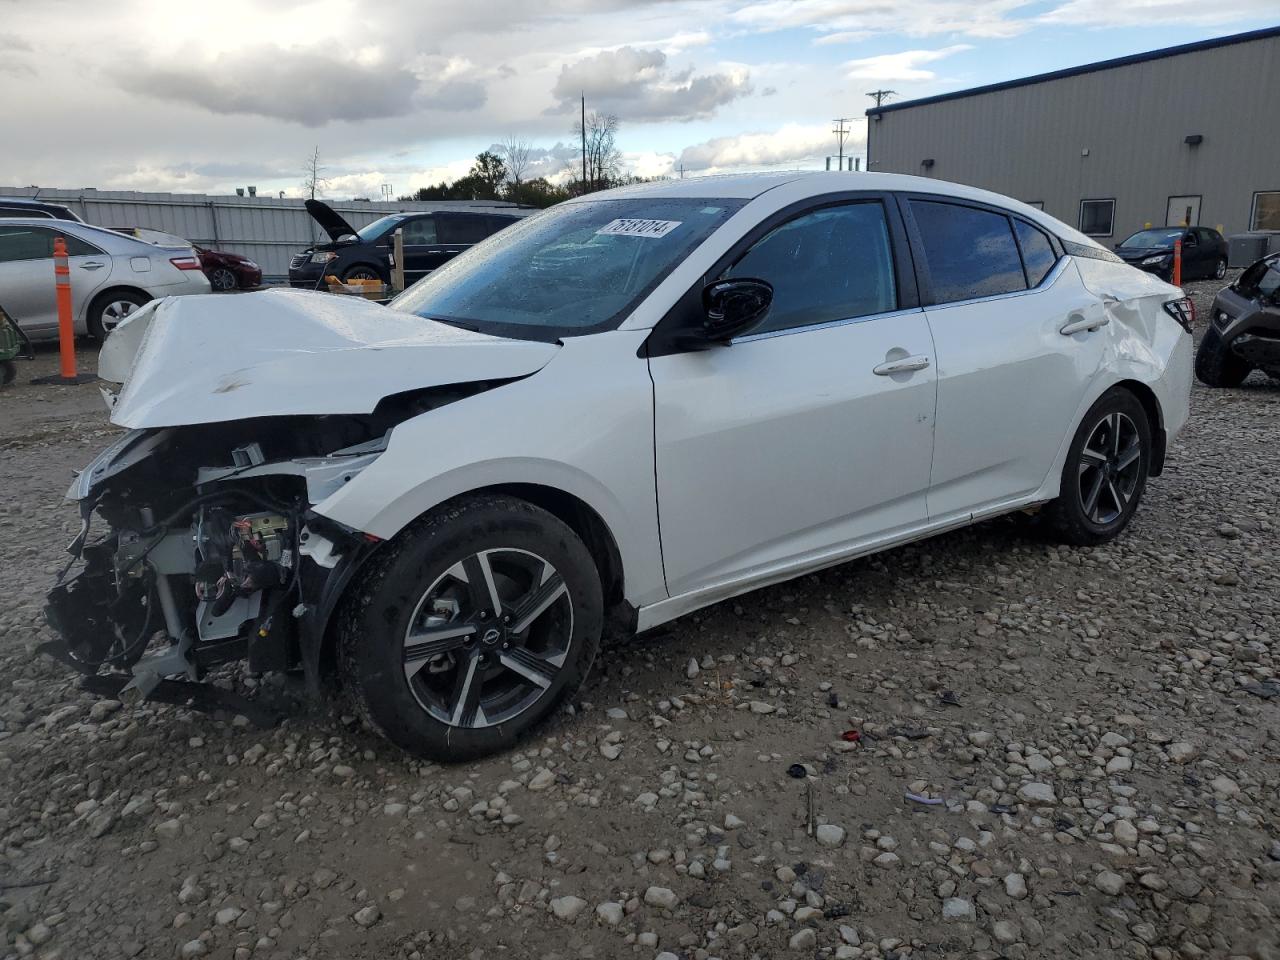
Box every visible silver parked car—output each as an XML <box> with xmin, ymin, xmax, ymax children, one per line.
<box><xmin>0</xmin><ymin>218</ymin><xmax>211</xmax><ymax>340</ymax></box>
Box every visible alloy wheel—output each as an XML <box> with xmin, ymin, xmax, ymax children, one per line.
<box><xmin>101</xmin><ymin>300</ymin><xmax>140</xmax><ymax>332</ymax></box>
<box><xmin>402</xmin><ymin>548</ymin><xmax>572</xmax><ymax>728</ymax></box>
<box><xmin>1077</xmin><ymin>412</ymin><xmax>1142</xmax><ymax>525</ymax></box>
<box><xmin>1215</xmin><ymin>259</ymin><xmax>1227</xmax><ymax>280</ymax></box>
<box><xmin>210</xmin><ymin>268</ymin><xmax>237</xmax><ymax>291</ymax></box>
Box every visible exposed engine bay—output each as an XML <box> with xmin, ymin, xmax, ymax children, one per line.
<box><xmin>44</xmin><ymin>388</ymin><xmax>488</xmax><ymax>700</ymax></box>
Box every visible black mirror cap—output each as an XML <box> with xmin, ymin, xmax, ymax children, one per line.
<box><xmin>700</xmin><ymin>278</ymin><xmax>773</xmax><ymax>343</ymax></box>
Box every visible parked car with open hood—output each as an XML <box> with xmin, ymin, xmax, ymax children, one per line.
<box><xmin>0</xmin><ymin>218</ymin><xmax>209</xmax><ymax>340</ymax></box>
<box><xmin>48</xmin><ymin>172</ymin><xmax>1192</xmax><ymax>761</ymax></box>
<box><xmin>1196</xmin><ymin>252</ymin><xmax>1280</xmax><ymax>386</ymax></box>
<box><xmin>287</xmin><ymin>199</ymin><xmax>524</xmax><ymax>288</ymax></box>
<box><xmin>1115</xmin><ymin>226</ymin><xmax>1227</xmax><ymax>281</ymax></box>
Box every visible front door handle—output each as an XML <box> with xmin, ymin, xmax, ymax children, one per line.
<box><xmin>1060</xmin><ymin>315</ymin><xmax>1110</xmax><ymax>336</ymax></box>
<box><xmin>79</xmin><ymin>261</ymin><xmax>105</xmax><ymax>270</ymax></box>
<box><xmin>873</xmin><ymin>354</ymin><xmax>931</xmax><ymax>376</ymax></box>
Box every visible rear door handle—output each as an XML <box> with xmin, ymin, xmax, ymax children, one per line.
<box><xmin>873</xmin><ymin>355</ymin><xmax>931</xmax><ymax>376</ymax></box>
<box><xmin>79</xmin><ymin>261</ymin><xmax>105</xmax><ymax>270</ymax></box>
<box><xmin>1060</xmin><ymin>315</ymin><xmax>1110</xmax><ymax>336</ymax></box>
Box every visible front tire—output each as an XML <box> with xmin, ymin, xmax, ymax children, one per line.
<box><xmin>1045</xmin><ymin>388</ymin><xmax>1151</xmax><ymax>546</ymax></box>
<box><xmin>341</xmin><ymin>263</ymin><xmax>386</xmax><ymax>284</ymax></box>
<box><xmin>87</xmin><ymin>290</ymin><xmax>150</xmax><ymax>341</ymax></box>
<box><xmin>1195</xmin><ymin>326</ymin><xmax>1251</xmax><ymax>387</ymax></box>
<box><xmin>339</xmin><ymin>495</ymin><xmax>603</xmax><ymax>762</ymax></box>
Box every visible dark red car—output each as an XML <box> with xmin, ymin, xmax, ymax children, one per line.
<box><xmin>194</xmin><ymin>245</ymin><xmax>262</xmax><ymax>291</ymax></box>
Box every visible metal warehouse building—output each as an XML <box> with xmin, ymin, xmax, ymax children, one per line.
<box><xmin>865</xmin><ymin>26</ymin><xmax>1280</xmax><ymax>246</ymax></box>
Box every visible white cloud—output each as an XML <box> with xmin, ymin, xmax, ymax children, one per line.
<box><xmin>117</xmin><ymin>45</ymin><xmax>429</xmax><ymax>126</ymax></box>
<box><xmin>730</xmin><ymin>0</ymin><xmax>1033</xmax><ymax>38</ymax></box>
<box><xmin>1039</xmin><ymin>0</ymin><xmax>1279</xmax><ymax>26</ymax></box>
<box><xmin>843</xmin><ymin>45</ymin><xmax>972</xmax><ymax>82</ymax></box>
<box><xmin>678</xmin><ymin>122</ymin><xmax>849</xmax><ymax>173</ymax></box>
<box><xmin>550</xmin><ymin>46</ymin><xmax>752</xmax><ymax>121</ymax></box>
<box><xmin>812</xmin><ymin>30</ymin><xmax>872</xmax><ymax>45</ymax></box>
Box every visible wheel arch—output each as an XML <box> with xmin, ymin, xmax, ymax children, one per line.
<box><xmin>1114</xmin><ymin>378</ymin><xmax>1166</xmax><ymax>476</ymax></box>
<box><xmin>314</xmin><ymin>482</ymin><xmax>630</xmax><ymax>684</ymax></box>
<box><xmin>83</xmin><ymin>285</ymin><xmax>153</xmax><ymax>329</ymax></box>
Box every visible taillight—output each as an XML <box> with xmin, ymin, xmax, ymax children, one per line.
<box><xmin>1162</xmin><ymin>297</ymin><xmax>1195</xmax><ymax>333</ymax></box>
<box><xmin>170</xmin><ymin>255</ymin><xmax>203</xmax><ymax>271</ymax></box>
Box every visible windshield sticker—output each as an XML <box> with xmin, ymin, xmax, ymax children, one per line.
<box><xmin>596</xmin><ymin>218</ymin><xmax>683</xmax><ymax>239</ymax></box>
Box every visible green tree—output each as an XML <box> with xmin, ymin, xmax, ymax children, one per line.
<box><xmin>468</xmin><ymin>151</ymin><xmax>507</xmax><ymax>199</ymax></box>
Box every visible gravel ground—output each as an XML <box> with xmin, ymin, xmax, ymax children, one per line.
<box><xmin>2</xmin><ymin>276</ymin><xmax>1278</xmax><ymax>960</ymax></box>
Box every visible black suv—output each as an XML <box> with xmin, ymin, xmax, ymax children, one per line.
<box><xmin>1114</xmin><ymin>226</ymin><xmax>1228</xmax><ymax>282</ymax></box>
<box><xmin>0</xmin><ymin>196</ymin><xmax>84</xmax><ymax>222</ymax></box>
<box><xmin>1196</xmin><ymin>252</ymin><xmax>1280</xmax><ymax>387</ymax></box>
<box><xmin>288</xmin><ymin>200</ymin><xmax>524</xmax><ymax>288</ymax></box>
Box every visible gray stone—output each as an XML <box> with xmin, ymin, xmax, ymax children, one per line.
<box><xmin>644</xmin><ymin>886</ymin><xmax>679</xmax><ymax>910</ymax></box>
<box><xmin>550</xmin><ymin>895</ymin><xmax>587</xmax><ymax>921</ymax></box>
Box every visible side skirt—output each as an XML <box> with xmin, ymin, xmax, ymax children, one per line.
<box><xmin>634</xmin><ymin>494</ymin><xmax>1052</xmax><ymax>632</ymax></box>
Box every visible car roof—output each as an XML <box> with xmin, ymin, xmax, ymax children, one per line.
<box><xmin>582</xmin><ymin>171</ymin><xmax>1100</xmax><ymax>247</ymax></box>
<box><xmin>0</xmin><ymin>217</ymin><xmax>188</xmax><ymax>250</ymax></box>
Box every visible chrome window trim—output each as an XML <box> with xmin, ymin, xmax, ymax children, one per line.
<box><xmin>732</xmin><ymin>306</ymin><xmax>925</xmax><ymax>344</ymax></box>
<box><xmin>921</xmin><ymin>255</ymin><xmax>1069</xmax><ymax>313</ymax></box>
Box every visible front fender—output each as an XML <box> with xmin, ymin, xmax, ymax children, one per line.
<box><xmin>312</xmin><ymin>330</ymin><xmax>668</xmax><ymax>608</ymax></box>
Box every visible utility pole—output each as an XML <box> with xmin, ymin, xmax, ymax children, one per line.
<box><xmin>580</xmin><ymin>94</ymin><xmax>588</xmax><ymax>195</ymax></box>
<box><xmin>831</xmin><ymin>117</ymin><xmax>853</xmax><ymax>169</ymax></box>
<box><xmin>866</xmin><ymin>89</ymin><xmax>896</xmax><ymax>109</ymax></box>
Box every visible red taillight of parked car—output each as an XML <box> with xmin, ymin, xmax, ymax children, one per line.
<box><xmin>1162</xmin><ymin>297</ymin><xmax>1196</xmax><ymax>333</ymax></box>
<box><xmin>169</xmin><ymin>256</ymin><xmax>204</xmax><ymax>270</ymax></box>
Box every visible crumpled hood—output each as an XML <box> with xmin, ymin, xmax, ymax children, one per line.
<box><xmin>99</xmin><ymin>289</ymin><xmax>559</xmax><ymax>429</ymax></box>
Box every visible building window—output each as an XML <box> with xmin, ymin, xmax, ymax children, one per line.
<box><xmin>1252</xmin><ymin>191</ymin><xmax>1280</xmax><ymax>231</ymax></box>
<box><xmin>1079</xmin><ymin>199</ymin><xmax>1115</xmax><ymax>237</ymax></box>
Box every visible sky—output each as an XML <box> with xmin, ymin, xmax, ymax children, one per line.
<box><xmin>0</xmin><ymin>0</ymin><xmax>1275</xmax><ymax>199</ymax></box>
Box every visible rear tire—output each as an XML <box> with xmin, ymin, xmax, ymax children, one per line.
<box><xmin>339</xmin><ymin>495</ymin><xmax>603</xmax><ymax>762</ymax></box>
<box><xmin>1213</xmin><ymin>258</ymin><xmax>1227</xmax><ymax>280</ymax></box>
<box><xmin>208</xmin><ymin>267</ymin><xmax>238</xmax><ymax>291</ymax></box>
<box><xmin>0</xmin><ymin>360</ymin><xmax>15</xmax><ymax>386</ymax></box>
<box><xmin>1194</xmin><ymin>326</ymin><xmax>1251</xmax><ymax>387</ymax></box>
<box><xmin>1045</xmin><ymin>388</ymin><xmax>1151</xmax><ymax>546</ymax></box>
<box><xmin>87</xmin><ymin>290</ymin><xmax>149</xmax><ymax>341</ymax></box>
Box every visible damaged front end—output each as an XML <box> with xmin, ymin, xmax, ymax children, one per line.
<box><xmin>45</xmin><ymin>416</ymin><xmax>395</xmax><ymax>701</ymax></box>
<box><xmin>44</xmin><ymin>289</ymin><xmax>561</xmax><ymax>710</ymax></box>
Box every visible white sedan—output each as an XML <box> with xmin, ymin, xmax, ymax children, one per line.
<box><xmin>51</xmin><ymin>172</ymin><xmax>1192</xmax><ymax>760</ymax></box>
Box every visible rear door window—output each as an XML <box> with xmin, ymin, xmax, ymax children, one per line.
<box><xmin>486</xmin><ymin>215</ymin><xmax>519</xmax><ymax>236</ymax></box>
<box><xmin>439</xmin><ymin>214</ymin><xmax>491</xmax><ymax>245</ymax></box>
<box><xmin>1013</xmin><ymin>220</ymin><xmax>1058</xmax><ymax>287</ymax></box>
<box><xmin>910</xmin><ymin>200</ymin><xmax>1027</xmax><ymax>304</ymax></box>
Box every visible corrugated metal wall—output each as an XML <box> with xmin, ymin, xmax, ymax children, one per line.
<box><xmin>866</xmin><ymin>31</ymin><xmax>1279</xmax><ymax>244</ymax></box>
<box><xmin>0</xmin><ymin>187</ymin><xmax>528</xmax><ymax>280</ymax></box>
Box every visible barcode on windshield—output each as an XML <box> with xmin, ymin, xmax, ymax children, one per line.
<box><xmin>596</xmin><ymin>219</ymin><xmax>683</xmax><ymax>239</ymax></box>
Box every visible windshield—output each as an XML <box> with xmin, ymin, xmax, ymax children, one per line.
<box><xmin>1236</xmin><ymin>255</ymin><xmax>1280</xmax><ymax>302</ymax></box>
<box><xmin>390</xmin><ymin>197</ymin><xmax>745</xmax><ymax>339</ymax></box>
<box><xmin>355</xmin><ymin>215</ymin><xmax>403</xmax><ymax>243</ymax></box>
<box><xmin>1119</xmin><ymin>228</ymin><xmax>1184</xmax><ymax>249</ymax></box>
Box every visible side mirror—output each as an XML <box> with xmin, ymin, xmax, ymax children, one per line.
<box><xmin>695</xmin><ymin>278</ymin><xmax>773</xmax><ymax>344</ymax></box>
